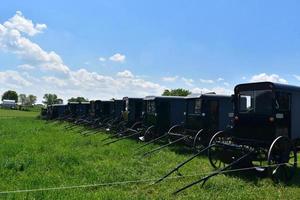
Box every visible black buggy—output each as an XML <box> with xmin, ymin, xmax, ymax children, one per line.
<box><xmin>81</xmin><ymin>99</ymin><xmax>125</xmax><ymax>133</ymax></box>
<box><xmin>171</xmin><ymin>82</ymin><xmax>299</xmax><ymax>194</ymax></box>
<box><xmin>141</xmin><ymin>93</ymin><xmax>233</xmax><ymax>155</ymax></box>
<box><xmin>104</xmin><ymin>96</ymin><xmax>186</xmax><ymax>145</ymax></box>
<box><xmin>44</xmin><ymin>104</ymin><xmax>68</xmax><ymax>120</ymax></box>
<box><xmin>102</xmin><ymin>99</ymin><xmax>126</xmax><ymax>131</ymax></box>
<box><xmin>101</xmin><ymin>97</ymin><xmax>144</xmax><ymax>142</ymax></box>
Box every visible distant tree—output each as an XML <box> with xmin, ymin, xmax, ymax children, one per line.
<box><xmin>19</xmin><ymin>94</ymin><xmax>27</xmax><ymax>105</ymax></box>
<box><xmin>2</xmin><ymin>90</ymin><xmax>18</xmax><ymax>102</ymax></box>
<box><xmin>26</xmin><ymin>94</ymin><xmax>37</xmax><ymax>106</ymax></box>
<box><xmin>43</xmin><ymin>93</ymin><xmax>61</xmax><ymax>105</ymax></box>
<box><xmin>57</xmin><ymin>98</ymin><xmax>63</xmax><ymax>104</ymax></box>
<box><xmin>162</xmin><ymin>88</ymin><xmax>191</xmax><ymax>97</ymax></box>
<box><xmin>68</xmin><ymin>97</ymin><xmax>89</xmax><ymax>103</ymax></box>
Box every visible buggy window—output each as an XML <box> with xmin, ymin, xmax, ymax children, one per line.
<box><xmin>275</xmin><ymin>92</ymin><xmax>290</xmax><ymax>111</ymax></box>
<box><xmin>238</xmin><ymin>90</ymin><xmax>273</xmax><ymax>114</ymax></box>
<box><xmin>147</xmin><ymin>101</ymin><xmax>156</xmax><ymax>113</ymax></box>
<box><xmin>194</xmin><ymin>99</ymin><xmax>202</xmax><ymax>114</ymax></box>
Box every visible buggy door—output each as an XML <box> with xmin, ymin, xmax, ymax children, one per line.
<box><xmin>158</xmin><ymin>101</ymin><xmax>170</xmax><ymax>132</ymax></box>
<box><xmin>204</xmin><ymin>100</ymin><xmax>219</xmax><ymax>132</ymax></box>
<box><xmin>275</xmin><ymin>92</ymin><xmax>291</xmax><ymax>138</ymax></box>
<box><xmin>134</xmin><ymin>101</ymin><xmax>143</xmax><ymax>121</ymax></box>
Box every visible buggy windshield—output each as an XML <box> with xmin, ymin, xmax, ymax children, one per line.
<box><xmin>238</xmin><ymin>90</ymin><xmax>273</xmax><ymax>114</ymax></box>
<box><xmin>146</xmin><ymin>101</ymin><xmax>156</xmax><ymax>114</ymax></box>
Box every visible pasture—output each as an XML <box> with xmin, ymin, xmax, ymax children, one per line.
<box><xmin>0</xmin><ymin>109</ymin><xmax>299</xmax><ymax>199</ymax></box>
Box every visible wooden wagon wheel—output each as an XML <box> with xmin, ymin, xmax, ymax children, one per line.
<box><xmin>267</xmin><ymin>136</ymin><xmax>297</xmax><ymax>183</ymax></box>
<box><xmin>208</xmin><ymin>131</ymin><xmax>229</xmax><ymax>170</ymax></box>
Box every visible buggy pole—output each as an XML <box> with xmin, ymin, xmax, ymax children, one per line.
<box><xmin>103</xmin><ymin>131</ymin><xmax>141</xmax><ymax>146</ymax></box>
<box><xmin>173</xmin><ymin>150</ymin><xmax>253</xmax><ymax>195</ymax></box>
<box><xmin>154</xmin><ymin>145</ymin><xmax>212</xmax><ymax>184</ymax></box>
<box><xmin>136</xmin><ymin>132</ymin><xmax>169</xmax><ymax>150</ymax></box>
<box><xmin>142</xmin><ymin>135</ymin><xmax>189</xmax><ymax>157</ymax></box>
<box><xmin>101</xmin><ymin>130</ymin><xmax>130</xmax><ymax>142</ymax></box>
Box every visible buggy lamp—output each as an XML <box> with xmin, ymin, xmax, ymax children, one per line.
<box><xmin>201</xmin><ymin>113</ymin><xmax>206</xmax><ymax>117</ymax></box>
<box><xmin>269</xmin><ymin>117</ymin><xmax>275</xmax><ymax>123</ymax></box>
<box><xmin>234</xmin><ymin>116</ymin><xmax>239</xmax><ymax>121</ymax></box>
<box><xmin>183</xmin><ymin>112</ymin><xmax>186</xmax><ymax>115</ymax></box>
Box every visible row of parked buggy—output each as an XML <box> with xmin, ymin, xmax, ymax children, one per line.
<box><xmin>41</xmin><ymin>81</ymin><xmax>300</xmax><ymax>193</ymax></box>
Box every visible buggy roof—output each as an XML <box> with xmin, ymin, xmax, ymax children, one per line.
<box><xmin>144</xmin><ymin>96</ymin><xmax>185</xmax><ymax>101</ymax></box>
<box><xmin>93</xmin><ymin>100</ymin><xmax>113</xmax><ymax>103</ymax></box>
<box><xmin>80</xmin><ymin>102</ymin><xmax>90</xmax><ymax>105</ymax></box>
<box><xmin>122</xmin><ymin>97</ymin><xmax>143</xmax><ymax>100</ymax></box>
<box><xmin>51</xmin><ymin>104</ymin><xmax>67</xmax><ymax>107</ymax></box>
<box><xmin>235</xmin><ymin>82</ymin><xmax>300</xmax><ymax>93</ymax></box>
<box><xmin>68</xmin><ymin>102</ymin><xmax>79</xmax><ymax>105</ymax></box>
<box><xmin>186</xmin><ymin>93</ymin><xmax>231</xmax><ymax>100</ymax></box>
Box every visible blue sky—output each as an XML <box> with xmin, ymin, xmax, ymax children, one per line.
<box><xmin>1</xmin><ymin>0</ymin><xmax>300</xmax><ymax>102</ymax></box>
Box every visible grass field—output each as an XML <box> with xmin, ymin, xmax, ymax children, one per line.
<box><xmin>0</xmin><ymin>109</ymin><xmax>299</xmax><ymax>199</ymax></box>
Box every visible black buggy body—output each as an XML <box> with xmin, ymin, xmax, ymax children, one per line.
<box><xmin>172</xmin><ymin>82</ymin><xmax>300</xmax><ymax>194</ymax></box>
<box><xmin>141</xmin><ymin>96</ymin><xmax>186</xmax><ymax>141</ymax></box>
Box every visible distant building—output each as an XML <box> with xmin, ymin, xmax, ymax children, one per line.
<box><xmin>1</xmin><ymin>99</ymin><xmax>16</xmax><ymax>109</ymax></box>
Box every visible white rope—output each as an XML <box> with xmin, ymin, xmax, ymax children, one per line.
<box><xmin>0</xmin><ymin>162</ymin><xmax>293</xmax><ymax>194</ymax></box>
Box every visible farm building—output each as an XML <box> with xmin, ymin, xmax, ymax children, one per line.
<box><xmin>1</xmin><ymin>100</ymin><xmax>16</xmax><ymax>109</ymax></box>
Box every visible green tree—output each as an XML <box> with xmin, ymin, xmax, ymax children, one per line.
<box><xmin>19</xmin><ymin>94</ymin><xmax>27</xmax><ymax>105</ymax></box>
<box><xmin>162</xmin><ymin>88</ymin><xmax>191</xmax><ymax>97</ymax></box>
<box><xmin>68</xmin><ymin>97</ymin><xmax>89</xmax><ymax>103</ymax></box>
<box><xmin>2</xmin><ymin>90</ymin><xmax>18</xmax><ymax>102</ymax></box>
<box><xmin>26</xmin><ymin>94</ymin><xmax>37</xmax><ymax>106</ymax></box>
<box><xmin>43</xmin><ymin>93</ymin><xmax>61</xmax><ymax>105</ymax></box>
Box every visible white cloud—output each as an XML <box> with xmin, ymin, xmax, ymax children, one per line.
<box><xmin>199</xmin><ymin>79</ymin><xmax>214</xmax><ymax>84</ymax></box>
<box><xmin>42</xmin><ymin>76</ymin><xmax>67</xmax><ymax>87</ymax></box>
<box><xmin>3</xmin><ymin>11</ymin><xmax>47</xmax><ymax>36</ymax></box>
<box><xmin>0</xmin><ymin>70</ymin><xmax>32</xmax><ymax>87</ymax></box>
<box><xmin>250</xmin><ymin>73</ymin><xmax>288</xmax><ymax>84</ymax></box>
<box><xmin>223</xmin><ymin>82</ymin><xmax>230</xmax><ymax>86</ymax></box>
<box><xmin>17</xmin><ymin>64</ymin><xmax>35</xmax><ymax>70</ymax></box>
<box><xmin>217</xmin><ymin>77</ymin><xmax>224</xmax><ymax>82</ymax></box>
<box><xmin>109</xmin><ymin>53</ymin><xmax>126</xmax><ymax>63</ymax></box>
<box><xmin>0</xmin><ymin>12</ymin><xmax>167</xmax><ymax>103</ymax></box>
<box><xmin>242</xmin><ymin>76</ymin><xmax>247</xmax><ymax>80</ymax></box>
<box><xmin>191</xmin><ymin>86</ymin><xmax>232</xmax><ymax>95</ymax></box>
<box><xmin>162</xmin><ymin>76</ymin><xmax>178</xmax><ymax>82</ymax></box>
<box><xmin>0</xmin><ymin>11</ymin><xmax>69</xmax><ymax>73</ymax></box>
<box><xmin>116</xmin><ymin>70</ymin><xmax>134</xmax><ymax>78</ymax></box>
<box><xmin>293</xmin><ymin>75</ymin><xmax>300</xmax><ymax>81</ymax></box>
<box><xmin>98</xmin><ymin>57</ymin><xmax>106</xmax><ymax>62</ymax></box>
<box><xmin>181</xmin><ymin>77</ymin><xmax>194</xmax><ymax>87</ymax></box>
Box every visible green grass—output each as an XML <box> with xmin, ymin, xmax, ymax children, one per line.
<box><xmin>0</xmin><ymin>109</ymin><xmax>299</xmax><ymax>199</ymax></box>
<box><xmin>0</xmin><ymin>108</ymin><xmax>39</xmax><ymax>118</ymax></box>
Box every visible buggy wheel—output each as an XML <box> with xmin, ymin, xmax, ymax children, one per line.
<box><xmin>115</xmin><ymin>121</ymin><xmax>127</xmax><ymax>133</ymax></box>
<box><xmin>192</xmin><ymin>129</ymin><xmax>204</xmax><ymax>152</ymax></box>
<box><xmin>140</xmin><ymin>125</ymin><xmax>155</xmax><ymax>142</ymax></box>
<box><xmin>208</xmin><ymin>131</ymin><xmax>228</xmax><ymax>170</ymax></box>
<box><xmin>167</xmin><ymin>125</ymin><xmax>184</xmax><ymax>142</ymax></box>
<box><xmin>268</xmin><ymin>136</ymin><xmax>297</xmax><ymax>183</ymax></box>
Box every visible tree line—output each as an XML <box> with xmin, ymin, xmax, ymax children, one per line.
<box><xmin>1</xmin><ymin>88</ymin><xmax>191</xmax><ymax>106</ymax></box>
